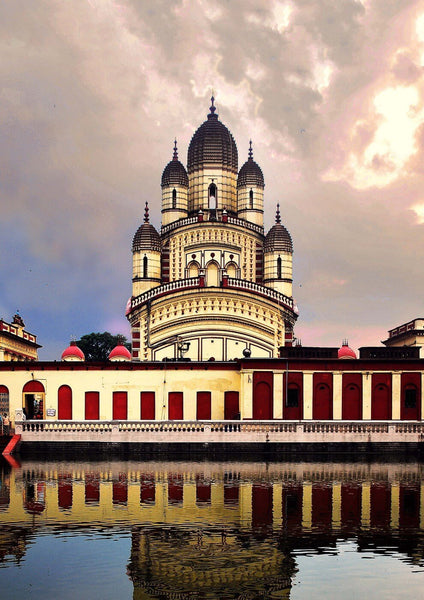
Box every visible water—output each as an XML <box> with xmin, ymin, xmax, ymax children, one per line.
<box><xmin>1</xmin><ymin>457</ymin><xmax>424</xmax><ymax>599</ymax></box>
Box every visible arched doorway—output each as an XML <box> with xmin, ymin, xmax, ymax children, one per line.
<box><xmin>313</xmin><ymin>383</ymin><xmax>332</xmax><ymax>420</ymax></box>
<box><xmin>23</xmin><ymin>381</ymin><xmax>45</xmax><ymax>419</ymax></box>
<box><xmin>342</xmin><ymin>383</ymin><xmax>362</xmax><ymax>420</ymax></box>
<box><xmin>0</xmin><ymin>385</ymin><xmax>9</xmax><ymax>420</ymax></box>
<box><xmin>372</xmin><ymin>383</ymin><xmax>391</xmax><ymax>420</ymax></box>
<box><xmin>58</xmin><ymin>385</ymin><xmax>72</xmax><ymax>420</ymax></box>
<box><xmin>206</xmin><ymin>261</ymin><xmax>219</xmax><ymax>287</ymax></box>
<box><xmin>253</xmin><ymin>372</ymin><xmax>273</xmax><ymax>420</ymax></box>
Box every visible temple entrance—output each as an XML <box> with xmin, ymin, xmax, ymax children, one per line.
<box><xmin>22</xmin><ymin>380</ymin><xmax>45</xmax><ymax>419</ymax></box>
<box><xmin>253</xmin><ymin>372</ymin><xmax>273</xmax><ymax>420</ymax></box>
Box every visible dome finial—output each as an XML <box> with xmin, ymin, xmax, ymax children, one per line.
<box><xmin>275</xmin><ymin>203</ymin><xmax>281</xmax><ymax>224</ymax></box>
<box><xmin>173</xmin><ymin>139</ymin><xmax>178</xmax><ymax>161</ymax></box>
<box><xmin>144</xmin><ymin>201</ymin><xmax>149</xmax><ymax>223</ymax></box>
<box><xmin>209</xmin><ymin>95</ymin><xmax>216</xmax><ymax>115</ymax></box>
<box><xmin>248</xmin><ymin>140</ymin><xmax>253</xmax><ymax>160</ymax></box>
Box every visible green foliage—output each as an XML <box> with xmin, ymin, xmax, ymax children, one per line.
<box><xmin>76</xmin><ymin>332</ymin><xmax>131</xmax><ymax>361</ymax></box>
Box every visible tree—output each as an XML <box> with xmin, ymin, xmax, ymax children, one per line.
<box><xmin>75</xmin><ymin>332</ymin><xmax>131</xmax><ymax>361</ymax></box>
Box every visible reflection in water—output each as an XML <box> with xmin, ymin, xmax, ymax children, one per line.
<box><xmin>0</xmin><ymin>458</ymin><xmax>424</xmax><ymax>598</ymax></box>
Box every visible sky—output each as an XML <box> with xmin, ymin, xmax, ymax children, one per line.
<box><xmin>1</xmin><ymin>0</ymin><xmax>424</xmax><ymax>360</ymax></box>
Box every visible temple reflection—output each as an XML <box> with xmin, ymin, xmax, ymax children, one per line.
<box><xmin>1</xmin><ymin>459</ymin><xmax>424</xmax><ymax>597</ymax></box>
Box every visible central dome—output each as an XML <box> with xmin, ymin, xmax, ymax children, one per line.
<box><xmin>187</xmin><ymin>97</ymin><xmax>238</xmax><ymax>174</ymax></box>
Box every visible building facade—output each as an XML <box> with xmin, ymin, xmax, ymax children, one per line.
<box><xmin>0</xmin><ymin>314</ymin><xmax>40</xmax><ymax>362</ymax></box>
<box><xmin>126</xmin><ymin>98</ymin><xmax>297</xmax><ymax>361</ymax></box>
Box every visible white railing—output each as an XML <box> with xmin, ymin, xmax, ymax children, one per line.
<box><xmin>161</xmin><ymin>215</ymin><xmax>264</xmax><ymax>236</ymax></box>
<box><xmin>131</xmin><ymin>278</ymin><xmax>200</xmax><ymax>309</ymax></box>
<box><xmin>130</xmin><ymin>278</ymin><xmax>294</xmax><ymax>311</ymax></box>
<box><xmin>16</xmin><ymin>420</ymin><xmax>424</xmax><ymax>444</ymax></box>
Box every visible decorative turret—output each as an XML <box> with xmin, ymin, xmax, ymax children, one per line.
<box><xmin>338</xmin><ymin>340</ymin><xmax>357</xmax><ymax>359</ymax></box>
<box><xmin>161</xmin><ymin>140</ymin><xmax>189</xmax><ymax>226</ymax></box>
<box><xmin>109</xmin><ymin>337</ymin><xmax>132</xmax><ymax>362</ymax></box>
<box><xmin>187</xmin><ymin>97</ymin><xmax>238</xmax><ymax>218</ymax></box>
<box><xmin>237</xmin><ymin>141</ymin><xmax>264</xmax><ymax>227</ymax></box>
<box><xmin>263</xmin><ymin>205</ymin><xmax>293</xmax><ymax>296</ymax></box>
<box><xmin>132</xmin><ymin>202</ymin><xmax>161</xmax><ymax>297</ymax></box>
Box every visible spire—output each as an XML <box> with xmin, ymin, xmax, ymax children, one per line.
<box><xmin>173</xmin><ymin>139</ymin><xmax>178</xmax><ymax>161</ymax></box>
<box><xmin>248</xmin><ymin>140</ymin><xmax>253</xmax><ymax>160</ymax></box>
<box><xmin>275</xmin><ymin>203</ymin><xmax>281</xmax><ymax>224</ymax></box>
<box><xmin>144</xmin><ymin>201</ymin><xmax>149</xmax><ymax>223</ymax></box>
<box><xmin>208</xmin><ymin>95</ymin><xmax>217</xmax><ymax>119</ymax></box>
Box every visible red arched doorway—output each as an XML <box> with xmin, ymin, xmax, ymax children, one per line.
<box><xmin>401</xmin><ymin>373</ymin><xmax>421</xmax><ymax>420</ymax></box>
<box><xmin>313</xmin><ymin>383</ymin><xmax>332</xmax><ymax>420</ymax></box>
<box><xmin>23</xmin><ymin>381</ymin><xmax>45</xmax><ymax>419</ymax></box>
<box><xmin>58</xmin><ymin>385</ymin><xmax>72</xmax><ymax>420</ymax></box>
<box><xmin>371</xmin><ymin>376</ymin><xmax>392</xmax><ymax>420</ymax></box>
<box><xmin>253</xmin><ymin>372</ymin><xmax>273</xmax><ymax>420</ymax></box>
<box><xmin>342</xmin><ymin>374</ymin><xmax>362</xmax><ymax>420</ymax></box>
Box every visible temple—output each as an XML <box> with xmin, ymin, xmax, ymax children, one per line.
<box><xmin>126</xmin><ymin>97</ymin><xmax>297</xmax><ymax>361</ymax></box>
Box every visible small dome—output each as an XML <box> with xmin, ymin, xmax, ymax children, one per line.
<box><xmin>62</xmin><ymin>341</ymin><xmax>85</xmax><ymax>362</ymax></box>
<box><xmin>132</xmin><ymin>202</ymin><xmax>161</xmax><ymax>252</ymax></box>
<box><xmin>338</xmin><ymin>340</ymin><xmax>357</xmax><ymax>360</ymax></box>
<box><xmin>187</xmin><ymin>97</ymin><xmax>238</xmax><ymax>174</ymax></box>
<box><xmin>109</xmin><ymin>344</ymin><xmax>132</xmax><ymax>361</ymax></box>
<box><xmin>264</xmin><ymin>205</ymin><xmax>293</xmax><ymax>253</ymax></box>
<box><xmin>237</xmin><ymin>141</ymin><xmax>264</xmax><ymax>188</ymax></box>
<box><xmin>161</xmin><ymin>140</ymin><xmax>188</xmax><ymax>187</ymax></box>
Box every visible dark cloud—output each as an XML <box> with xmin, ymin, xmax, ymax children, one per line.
<box><xmin>1</xmin><ymin>0</ymin><xmax>424</xmax><ymax>358</ymax></box>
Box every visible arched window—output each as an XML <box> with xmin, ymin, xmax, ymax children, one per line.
<box><xmin>206</xmin><ymin>261</ymin><xmax>219</xmax><ymax>287</ymax></box>
<box><xmin>58</xmin><ymin>385</ymin><xmax>72</xmax><ymax>420</ymax></box>
<box><xmin>277</xmin><ymin>256</ymin><xmax>282</xmax><ymax>279</ymax></box>
<box><xmin>143</xmin><ymin>256</ymin><xmax>148</xmax><ymax>278</ymax></box>
<box><xmin>226</xmin><ymin>262</ymin><xmax>237</xmax><ymax>278</ymax></box>
<box><xmin>172</xmin><ymin>188</ymin><xmax>177</xmax><ymax>208</ymax></box>
<box><xmin>188</xmin><ymin>261</ymin><xmax>200</xmax><ymax>278</ymax></box>
<box><xmin>249</xmin><ymin>189</ymin><xmax>254</xmax><ymax>209</ymax></box>
<box><xmin>208</xmin><ymin>183</ymin><xmax>217</xmax><ymax>209</ymax></box>
<box><xmin>0</xmin><ymin>385</ymin><xmax>9</xmax><ymax>418</ymax></box>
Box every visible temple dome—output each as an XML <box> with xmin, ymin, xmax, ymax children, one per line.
<box><xmin>187</xmin><ymin>97</ymin><xmax>238</xmax><ymax>173</ymax></box>
<box><xmin>264</xmin><ymin>205</ymin><xmax>293</xmax><ymax>253</ymax></box>
<box><xmin>161</xmin><ymin>141</ymin><xmax>188</xmax><ymax>187</ymax></box>
<box><xmin>237</xmin><ymin>142</ymin><xmax>264</xmax><ymax>188</ymax></box>
<box><xmin>338</xmin><ymin>341</ymin><xmax>357</xmax><ymax>360</ymax></box>
<box><xmin>132</xmin><ymin>202</ymin><xmax>161</xmax><ymax>252</ymax></box>
<box><xmin>62</xmin><ymin>341</ymin><xmax>85</xmax><ymax>362</ymax></box>
<box><xmin>109</xmin><ymin>344</ymin><xmax>132</xmax><ymax>361</ymax></box>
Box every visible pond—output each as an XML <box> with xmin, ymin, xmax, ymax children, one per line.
<box><xmin>0</xmin><ymin>456</ymin><xmax>423</xmax><ymax>599</ymax></box>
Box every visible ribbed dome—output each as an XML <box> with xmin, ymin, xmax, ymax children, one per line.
<box><xmin>161</xmin><ymin>140</ymin><xmax>188</xmax><ymax>187</ymax></box>
<box><xmin>237</xmin><ymin>142</ymin><xmax>264</xmax><ymax>188</ymax></box>
<box><xmin>264</xmin><ymin>206</ymin><xmax>293</xmax><ymax>253</ymax></box>
<box><xmin>132</xmin><ymin>202</ymin><xmax>161</xmax><ymax>252</ymax></box>
<box><xmin>187</xmin><ymin>97</ymin><xmax>238</xmax><ymax>174</ymax></box>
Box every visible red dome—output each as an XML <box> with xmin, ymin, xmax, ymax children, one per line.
<box><xmin>62</xmin><ymin>341</ymin><xmax>85</xmax><ymax>361</ymax></box>
<box><xmin>109</xmin><ymin>344</ymin><xmax>132</xmax><ymax>361</ymax></box>
<box><xmin>338</xmin><ymin>342</ymin><xmax>356</xmax><ymax>360</ymax></box>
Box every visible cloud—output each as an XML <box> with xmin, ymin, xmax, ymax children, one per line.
<box><xmin>1</xmin><ymin>0</ymin><xmax>424</xmax><ymax>359</ymax></box>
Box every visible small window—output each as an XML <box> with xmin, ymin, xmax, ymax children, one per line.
<box><xmin>287</xmin><ymin>387</ymin><xmax>299</xmax><ymax>407</ymax></box>
<box><xmin>405</xmin><ymin>387</ymin><xmax>417</xmax><ymax>409</ymax></box>
<box><xmin>277</xmin><ymin>256</ymin><xmax>282</xmax><ymax>279</ymax></box>
<box><xmin>172</xmin><ymin>188</ymin><xmax>177</xmax><ymax>208</ymax></box>
<box><xmin>208</xmin><ymin>183</ymin><xmax>217</xmax><ymax>209</ymax></box>
<box><xmin>249</xmin><ymin>189</ymin><xmax>253</xmax><ymax>209</ymax></box>
<box><xmin>143</xmin><ymin>256</ymin><xmax>148</xmax><ymax>278</ymax></box>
